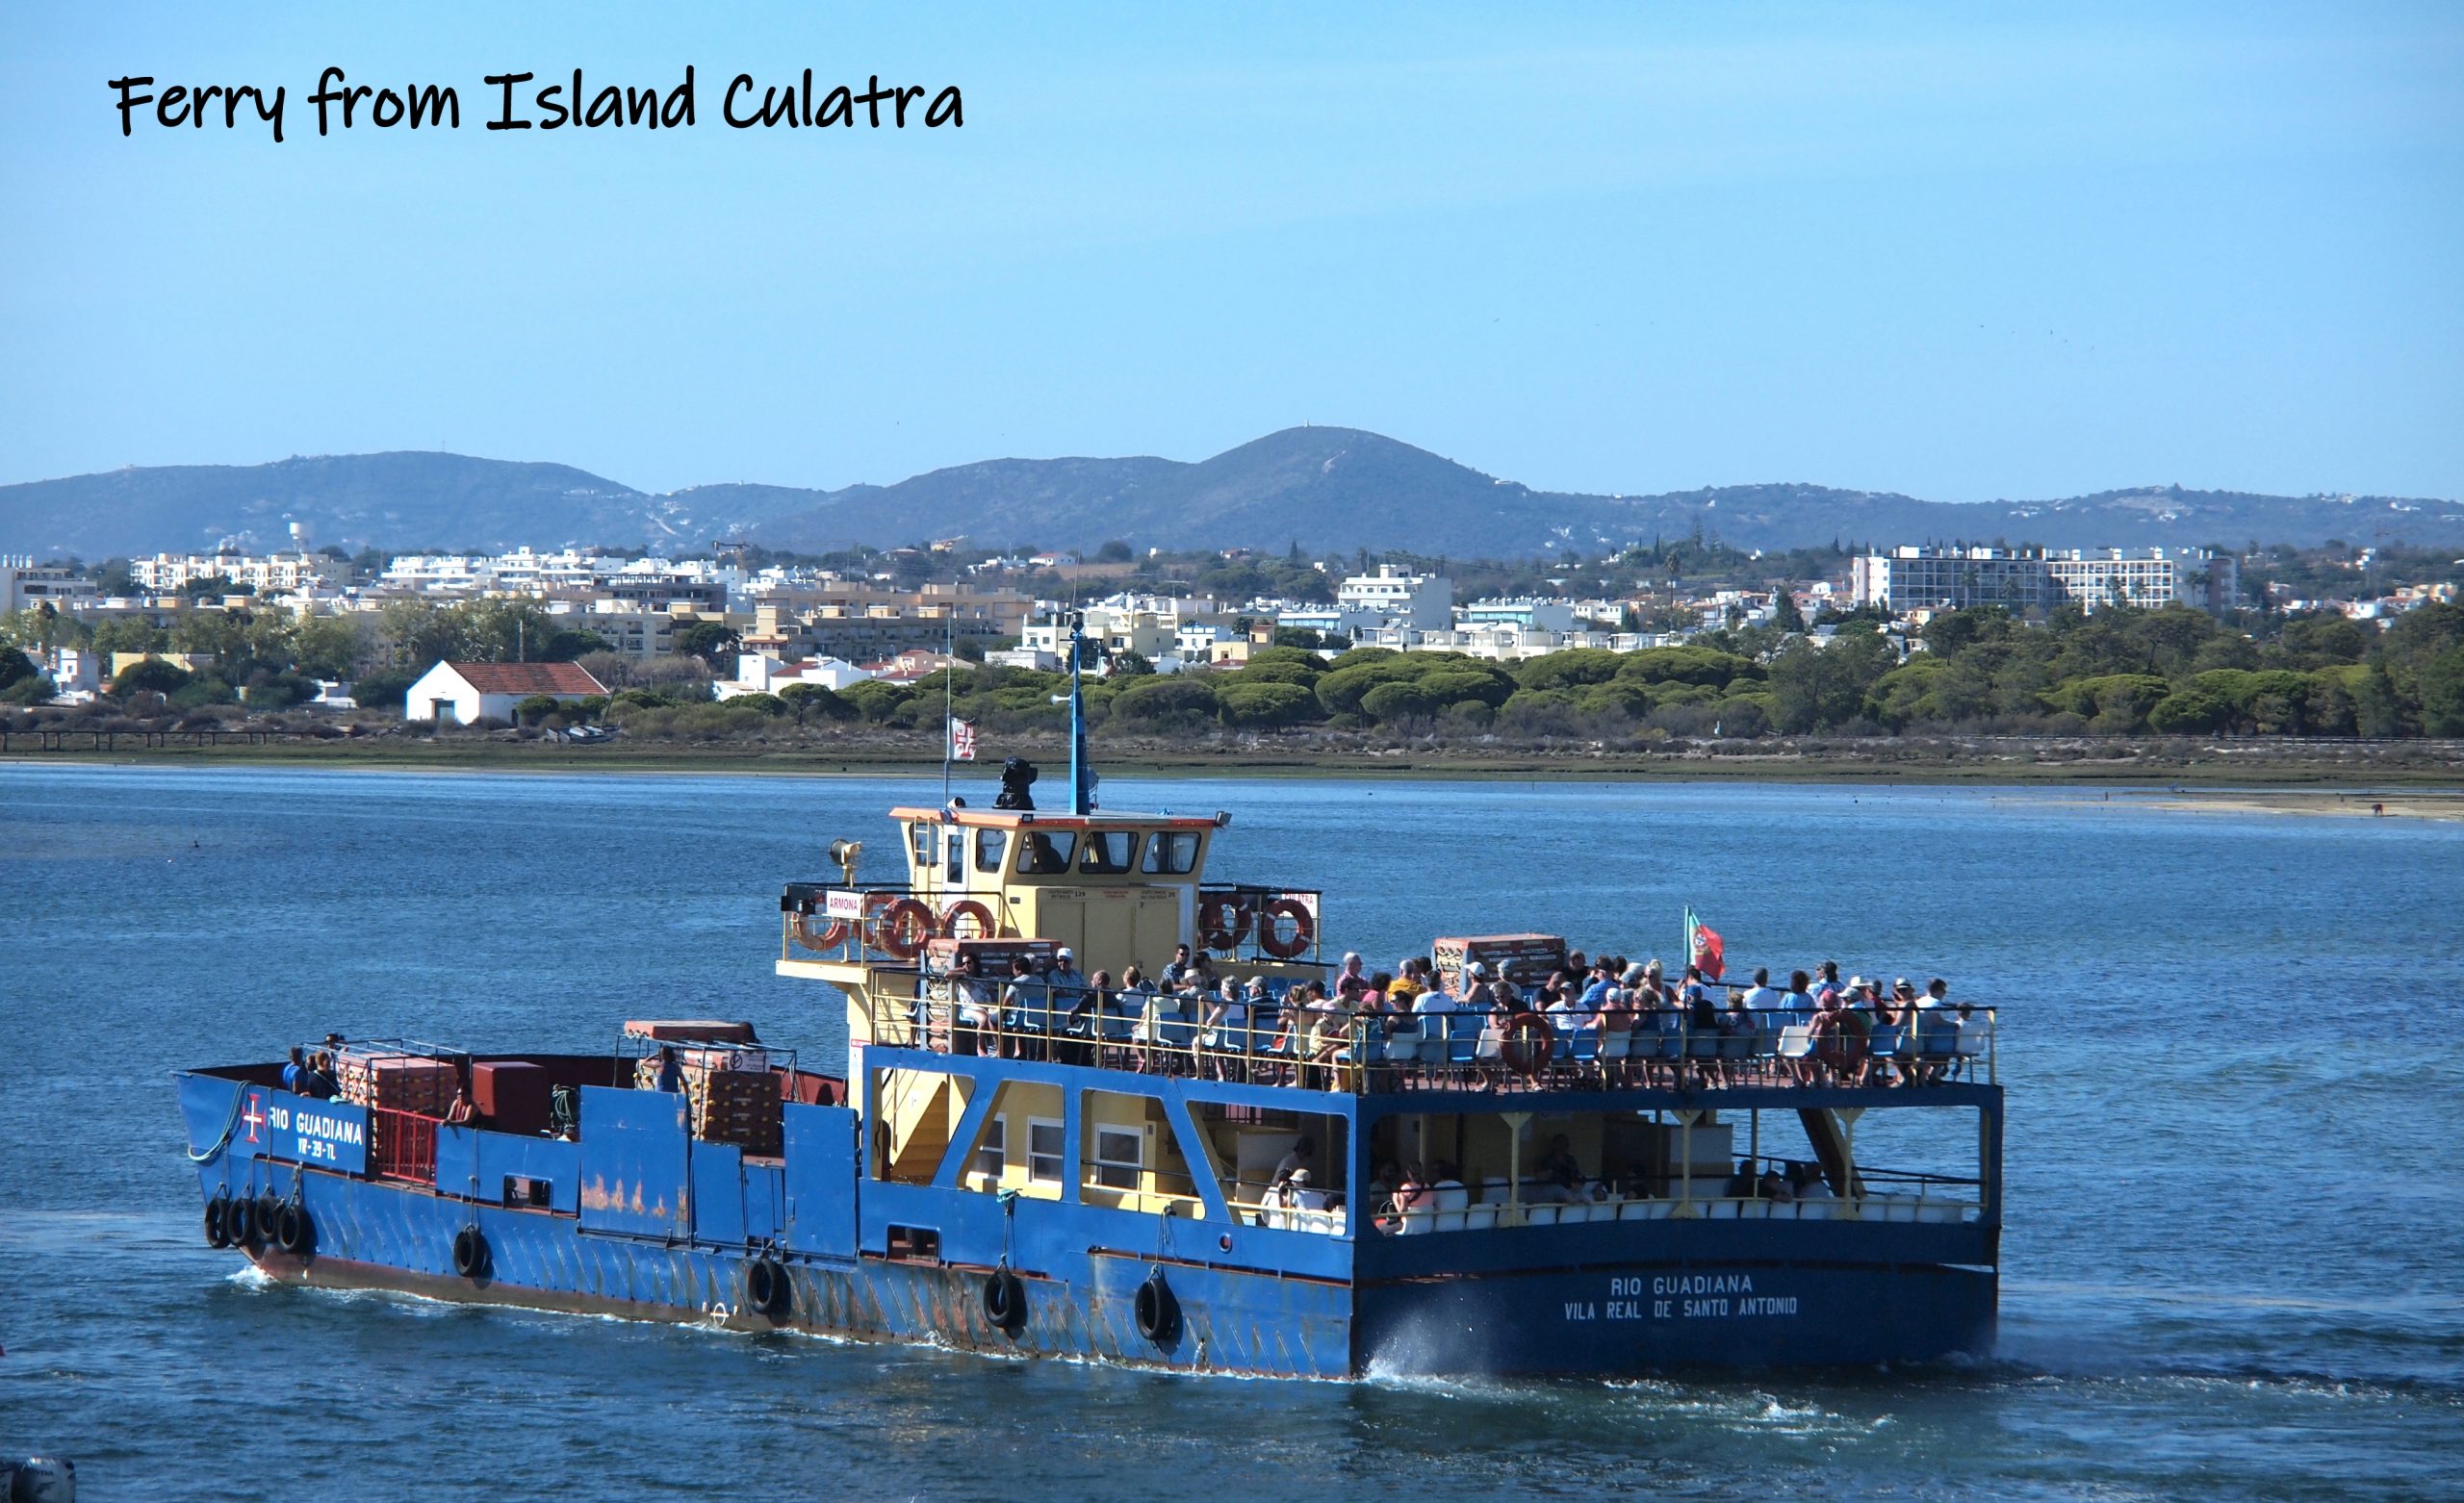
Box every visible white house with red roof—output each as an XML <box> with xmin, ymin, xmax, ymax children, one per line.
<box><xmin>403</xmin><ymin>661</ymin><xmax>607</xmax><ymax>725</ymax></box>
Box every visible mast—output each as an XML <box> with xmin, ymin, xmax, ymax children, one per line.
<box><xmin>1067</xmin><ymin>609</ymin><xmax>1092</xmax><ymax>815</ymax></box>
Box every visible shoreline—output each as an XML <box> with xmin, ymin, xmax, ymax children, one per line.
<box><xmin>5</xmin><ymin>738</ymin><xmax>2461</xmax><ymax>801</ymax></box>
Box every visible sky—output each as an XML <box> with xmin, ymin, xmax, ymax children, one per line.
<box><xmin>2</xmin><ymin>2</ymin><xmax>2459</xmax><ymax>504</ymax></box>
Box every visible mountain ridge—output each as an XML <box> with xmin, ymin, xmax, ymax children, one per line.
<box><xmin>3</xmin><ymin>428</ymin><xmax>2457</xmax><ymax>561</ymax></box>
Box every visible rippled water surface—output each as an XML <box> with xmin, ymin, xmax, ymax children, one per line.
<box><xmin>2</xmin><ymin>764</ymin><xmax>2459</xmax><ymax>1500</ymax></box>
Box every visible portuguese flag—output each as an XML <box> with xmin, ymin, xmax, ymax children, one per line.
<box><xmin>1684</xmin><ymin>907</ymin><xmax>1725</xmax><ymax>981</ymax></box>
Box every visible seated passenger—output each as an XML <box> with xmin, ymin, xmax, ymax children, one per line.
<box><xmin>1793</xmin><ymin>1162</ymin><xmax>1836</xmax><ymax>1201</ymax></box>
<box><xmin>445</xmin><ymin>1082</ymin><xmax>477</xmax><ymax>1126</ymax></box>
<box><xmin>1726</xmin><ymin>1159</ymin><xmax>1758</xmax><ymax>1199</ymax></box>
<box><xmin>1388</xmin><ymin>959</ymin><xmax>1427</xmax><ymax>1008</ymax></box>
<box><xmin>1759</xmin><ymin>1164</ymin><xmax>1793</xmax><ymax>1203</ymax></box>
<box><xmin>1535</xmin><ymin>1134</ymin><xmax>1584</xmax><ymax>1204</ymax></box>
<box><xmin>1160</xmin><ymin>943</ymin><xmax>1196</xmax><ymax>992</ymax></box>
<box><xmin>300</xmin><ymin>1052</ymin><xmax>340</xmax><ymax>1100</ymax></box>
<box><xmin>1272</xmin><ymin>1136</ymin><xmax>1317</xmax><ymax>1189</ymax></box>
<box><xmin>951</xmin><ymin>952</ymin><xmax>994</xmax><ymax>1056</ymax></box>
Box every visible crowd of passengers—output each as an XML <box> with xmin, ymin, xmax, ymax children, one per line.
<box><xmin>928</xmin><ymin>943</ymin><xmax>1979</xmax><ymax>1088</ymax></box>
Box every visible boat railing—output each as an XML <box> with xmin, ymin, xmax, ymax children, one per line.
<box><xmin>1375</xmin><ymin>1159</ymin><xmax>1985</xmax><ymax>1236</ymax></box>
<box><xmin>864</xmin><ymin>975</ymin><xmax>1997</xmax><ymax>1094</ymax></box>
<box><xmin>370</xmin><ymin>1106</ymin><xmax>439</xmax><ymax>1183</ymax></box>
<box><xmin>781</xmin><ymin>880</ymin><xmax>1328</xmax><ymax>967</ymax></box>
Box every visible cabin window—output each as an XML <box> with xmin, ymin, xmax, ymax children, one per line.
<box><xmin>1079</xmin><ymin>830</ymin><xmax>1139</xmax><ymax>875</ymax></box>
<box><xmin>1142</xmin><ymin>831</ymin><xmax>1201</xmax><ymax>875</ymax></box>
<box><xmin>1091</xmin><ymin>1126</ymin><xmax>1144</xmax><ymax>1190</ymax></box>
<box><xmin>1015</xmin><ymin>832</ymin><xmax>1077</xmax><ymax>876</ymax></box>
<box><xmin>945</xmin><ymin>828</ymin><xmax>964</xmax><ymax>882</ymax></box>
<box><xmin>972</xmin><ymin>1114</ymin><xmax>1007</xmax><ymax>1179</ymax></box>
<box><xmin>1027</xmin><ymin>1118</ymin><xmax>1065</xmax><ymax>1184</ymax></box>
<box><xmin>973</xmin><ymin>828</ymin><xmax>1008</xmax><ymax>874</ymax></box>
<box><xmin>909</xmin><ymin>823</ymin><xmax>935</xmax><ymax>868</ymax></box>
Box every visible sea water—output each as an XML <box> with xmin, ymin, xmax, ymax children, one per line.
<box><xmin>0</xmin><ymin>764</ymin><xmax>2457</xmax><ymax>1499</ymax></box>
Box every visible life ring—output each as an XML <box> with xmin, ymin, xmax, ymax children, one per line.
<box><xmin>939</xmin><ymin>900</ymin><xmax>996</xmax><ymax>940</ymax></box>
<box><xmin>746</xmin><ymin>1257</ymin><xmax>790</xmax><ymax>1318</ymax></box>
<box><xmin>981</xmin><ymin>1266</ymin><xmax>1025</xmax><ymax>1335</ymax></box>
<box><xmin>224</xmin><ymin>1194</ymin><xmax>255</xmax><ymax>1246</ymax></box>
<box><xmin>790</xmin><ymin>911</ymin><xmax>850</xmax><ymax>951</ymax></box>
<box><xmin>1197</xmin><ymin>893</ymin><xmax>1251</xmax><ymax>952</ymax></box>
<box><xmin>874</xmin><ymin>898</ymin><xmax>937</xmax><ymax>960</ymax></box>
<box><xmin>1257</xmin><ymin>897</ymin><xmax>1315</xmax><ymax>959</ymax></box>
<box><xmin>1500</xmin><ymin>1011</ymin><xmax>1555</xmax><ymax>1079</ymax></box>
<box><xmin>275</xmin><ymin>1201</ymin><xmax>314</xmax><ymax>1256</ymax></box>
<box><xmin>204</xmin><ymin>1192</ymin><xmax>232</xmax><ymax>1248</ymax></box>
<box><xmin>452</xmin><ymin>1225</ymin><xmax>490</xmax><ymax>1280</ymax></box>
<box><xmin>1133</xmin><ymin>1271</ymin><xmax>1180</xmax><ymax>1345</ymax></box>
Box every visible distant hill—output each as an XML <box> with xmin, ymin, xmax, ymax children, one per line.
<box><xmin>4</xmin><ymin>430</ymin><xmax>2458</xmax><ymax>561</ymax></box>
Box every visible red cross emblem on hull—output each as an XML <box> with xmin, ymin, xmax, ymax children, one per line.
<box><xmin>240</xmin><ymin>1091</ymin><xmax>266</xmax><ymax>1145</ymax></box>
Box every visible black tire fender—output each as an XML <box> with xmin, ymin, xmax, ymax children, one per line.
<box><xmin>275</xmin><ymin>1200</ymin><xmax>313</xmax><ymax>1256</ymax></box>
<box><xmin>981</xmin><ymin>1267</ymin><xmax>1025</xmax><ymax>1335</ymax></box>
<box><xmin>746</xmin><ymin>1257</ymin><xmax>789</xmax><ymax>1318</ymax></box>
<box><xmin>204</xmin><ymin>1192</ymin><xmax>232</xmax><ymax>1248</ymax></box>
<box><xmin>1133</xmin><ymin>1271</ymin><xmax>1180</xmax><ymax>1345</ymax></box>
<box><xmin>225</xmin><ymin>1194</ymin><xmax>256</xmax><ymax>1246</ymax></box>
<box><xmin>451</xmin><ymin>1224</ymin><xmax>489</xmax><ymax>1280</ymax></box>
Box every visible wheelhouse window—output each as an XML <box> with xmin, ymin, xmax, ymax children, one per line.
<box><xmin>1079</xmin><ymin>830</ymin><xmax>1139</xmax><ymax>875</ymax></box>
<box><xmin>1091</xmin><ymin>1126</ymin><xmax>1143</xmax><ymax>1190</ymax></box>
<box><xmin>973</xmin><ymin>828</ymin><xmax>1008</xmax><ymax>874</ymax></box>
<box><xmin>1015</xmin><ymin>831</ymin><xmax>1078</xmax><ymax>875</ymax></box>
<box><xmin>909</xmin><ymin>823</ymin><xmax>935</xmax><ymax>868</ymax></box>
<box><xmin>1142</xmin><ymin>831</ymin><xmax>1201</xmax><ymax>875</ymax></box>
<box><xmin>1027</xmin><ymin>1118</ymin><xmax>1065</xmax><ymax>1184</ymax></box>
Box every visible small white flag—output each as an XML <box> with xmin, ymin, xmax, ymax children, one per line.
<box><xmin>948</xmin><ymin>716</ymin><xmax>977</xmax><ymax>761</ymax></box>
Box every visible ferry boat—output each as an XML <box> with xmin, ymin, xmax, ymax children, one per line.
<box><xmin>175</xmin><ymin>621</ymin><xmax>2003</xmax><ymax>1378</ymax></box>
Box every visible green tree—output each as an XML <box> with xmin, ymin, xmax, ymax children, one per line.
<box><xmin>514</xmin><ymin>694</ymin><xmax>565</xmax><ymax>726</ymax></box>
<box><xmin>1108</xmin><ymin>675</ymin><xmax>1219</xmax><ymax>730</ymax></box>
<box><xmin>1358</xmin><ymin>680</ymin><xmax>1439</xmax><ymax>726</ymax></box>
<box><xmin>2420</xmin><ymin>643</ymin><xmax>2464</xmax><ymax>737</ymax></box>
<box><xmin>112</xmin><ymin>658</ymin><xmax>192</xmax><ymax>696</ymax></box>
<box><xmin>1095</xmin><ymin>539</ymin><xmax>1135</xmax><ymax>563</ymax></box>
<box><xmin>778</xmin><ymin>682</ymin><xmax>855</xmax><ymax>724</ymax></box>
<box><xmin>348</xmin><ymin>669</ymin><xmax>418</xmax><ymax>718</ymax></box>
<box><xmin>672</xmin><ymin>619</ymin><xmax>743</xmax><ymax>668</ymax></box>
<box><xmin>291</xmin><ymin>614</ymin><xmax>367</xmax><ymax>680</ymax></box>
<box><xmin>1110</xmin><ymin>650</ymin><xmax>1156</xmax><ymax>676</ymax></box>
<box><xmin>1216</xmin><ymin>680</ymin><xmax>1317</xmax><ymax>728</ymax></box>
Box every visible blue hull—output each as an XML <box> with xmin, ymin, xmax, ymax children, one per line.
<box><xmin>182</xmin><ymin>1070</ymin><xmax>1996</xmax><ymax>1379</ymax></box>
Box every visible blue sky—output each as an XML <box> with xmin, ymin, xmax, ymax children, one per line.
<box><xmin>3</xmin><ymin>3</ymin><xmax>2458</xmax><ymax>503</ymax></box>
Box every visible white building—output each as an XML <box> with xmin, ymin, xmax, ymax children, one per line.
<box><xmin>1850</xmin><ymin>546</ymin><xmax>2237</xmax><ymax>615</ymax></box>
<box><xmin>2</xmin><ymin>555</ymin><xmax>99</xmax><ymax>613</ymax></box>
<box><xmin>1457</xmin><ymin>599</ymin><xmax>1577</xmax><ymax>632</ymax></box>
<box><xmin>1336</xmin><ymin>566</ymin><xmax>1454</xmax><ymax>629</ymax></box>
<box><xmin>129</xmin><ymin>551</ymin><xmax>341</xmax><ymax>596</ymax></box>
<box><xmin>717</xmin><ymin>652</ymin><xmax>875</xmax><ymax>699</ymax></box>
<box><xmin>403</xmin><ymin>661</ymin><xmax>606</xmax><ymax>724</ymax></box>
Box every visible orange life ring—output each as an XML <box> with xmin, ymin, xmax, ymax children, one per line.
<box><xmin>1197</xmin><ymin>893</ymin><xmax>1251</xmax><ymax>952</ymax></box>
<box><xmin>1500</xmin><ymin>1011</ymin><xmax>1555</xmax><ymax>1079</ymax></box>
<box><xmin>790</xmin><ymin>911</ymin><xmax>850</xmax><ymax>951</ymax></box>
<box><xmin>1257</xmin><ymin>897</ymin><xmax>1315</xmax><ymax>959</ymax></box>
<box><xmin>940</xmin><ymin>900</ymin><xmax>997</xmax><ymax>939</ymax></box>
<box><xmin>875</xmin><ymin>898</ymin><xmax>937</xmax><ymax>960</ymax></box>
